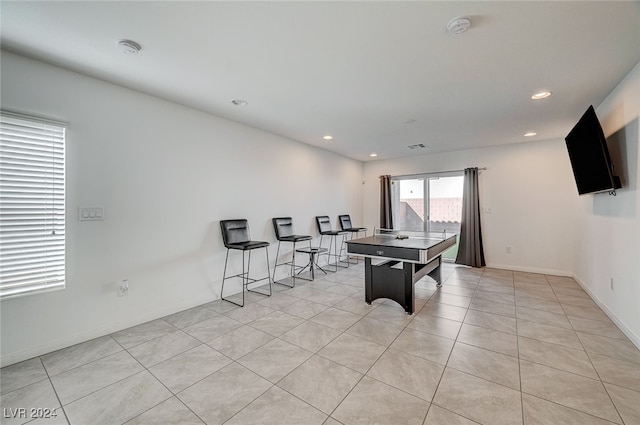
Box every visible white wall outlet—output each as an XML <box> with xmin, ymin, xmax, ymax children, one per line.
<box><xmin>610</xmin><ymin>278</ymin><xmax>614</xmax><ymax>290</ymax></box>
<box><xmin>505</xmin><ymin>246</ymin><xmax>512</xmax><ymax>254</ymax></box>
<box><xmin>118</xmin><ymin>279</ymin><xmax>129</xmax><ymax>297</ymax></box>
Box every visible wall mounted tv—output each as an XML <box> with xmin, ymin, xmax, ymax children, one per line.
<box><xmin>565</xmin><ymin>105</ymin><xmax>621</xmax><ymax>195</ymax></box>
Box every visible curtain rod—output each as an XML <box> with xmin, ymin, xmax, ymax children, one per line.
<box><xmin>390</xmin><ymin>167</ymin><xmax>487</xmax><ymax>179</ymax></box>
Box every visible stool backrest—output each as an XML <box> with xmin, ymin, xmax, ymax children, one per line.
<box><xmin>220</xmin><ymin>219</ymin><xmax>251</xmax><ymax>247</ymax></box>
<box><xmin>338</xmin><ymin>215</ymin><xmax>353</xmax><ymax>230</ymax></box>
<box><xmin>315</xmin><ymin>215</ymin><xmax>332</xmax><ymax>234</ymax></box>
<box><xmin>272</xmin><ymin>217</ymin><xmax>294</xmax><ymax>240</ymax></box>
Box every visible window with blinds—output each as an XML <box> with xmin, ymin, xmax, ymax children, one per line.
<box><xmin>0</xmin><ymin>112</ymin><xmax>66</xmax><ymax>299</ymax></box>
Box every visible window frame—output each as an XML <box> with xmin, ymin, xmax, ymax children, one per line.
<box><xmin>0</xmin><ymin>111</ymin><xmax>67</xmax><ymax>300</ymax></box>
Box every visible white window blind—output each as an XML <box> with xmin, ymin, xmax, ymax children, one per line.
<box><xmin>0</xmin><ymin>112</ymin><xmax>66</xmax><ymax>299</ymax></box>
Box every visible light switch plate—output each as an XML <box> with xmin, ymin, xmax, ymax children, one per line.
<box><xmin>79</xmin><ymin>207</ymin><xmax>104</xmax><ymax>221</ymax></box>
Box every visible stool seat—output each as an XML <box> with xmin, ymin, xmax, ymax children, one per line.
<box><xmin>227</xmin><ymin>241</ymin><xmax>270</xmax><ymax>250</ymax></box>
<box><xmin>278</xmin><ymin>234</ymin><xmax>313</xmax><ymax>243</ymax></box>
<box><xmin>295</xmin><ymin>247</ymin><xmax>328</xmax><ymax>254</ymax></box>
<box><xmin>320</xmin><ymin>230</ymin><xmax>346</xmax><ymax>236</ymax></box>
<box><xmin>346</xmin><ymin>226</ymin><xmax>367</xmax><ymax>232</ymax></box>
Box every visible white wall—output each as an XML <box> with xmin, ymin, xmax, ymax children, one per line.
<box><xmin>573</xmin><ymin>61</ymin><xmax>640</xmax><ymax>345</ymax></box>
<box><xmin>363</xmin><ymin>140</ymin><xmax>579</xmax><ymax>275</ymax></box>
<box><xmin>0</xmin><ymin>51</ymin><xmax>363</xmax><ymax>366</ymax></box>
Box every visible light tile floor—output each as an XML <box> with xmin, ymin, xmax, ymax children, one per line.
<box><xmin>2</xmin><ymin>263</ymin><xmax>640</xmax><ymax>424</ymax></box>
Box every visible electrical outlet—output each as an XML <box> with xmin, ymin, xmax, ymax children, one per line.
<box><xmin>118</xmin><ymin>279</ymin><xmax>129</xmax><ymax>297</ymax></box>
<box><xmin>505</xmin><ymin>246</ymin><xmax>512</xmax><ymax>254</ymax></box>
<box><xmin>610</xmin><ymin>278</ymin><xmax>614</xmax><ymax>290</ymax></box>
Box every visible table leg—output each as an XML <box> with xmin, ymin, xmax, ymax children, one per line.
<box><xmin>403</xmin><ymin>262</ymin><xmax>415</xmax><ymax>314</ymax></box>
<box><xmin>364</xmin><ymin>257</ymin><xmax>373</xmax><ymax>305</ymax></box>
<box><xmin>427</xmin><ymin>256</ymin><xmax>442</xmax><ymax>287</ymax></box>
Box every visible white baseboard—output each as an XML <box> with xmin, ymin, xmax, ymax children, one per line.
<box><xmin>0</xmin><ymin>296</ymin><xmax>219</xmax><ymax>368</ymax></box>
<box><xmin>571</xmin><ymin>274</ymin><xmax>640</xmax><ymax>350</ymax></box>
<box><xmin>484</xmin><ymin>262</ymin><xmax>572</xmax><ymax>277</ymax></box>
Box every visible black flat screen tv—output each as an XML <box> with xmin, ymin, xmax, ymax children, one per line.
<box><xmin>565</xmin><ymin>105</ymin><xmax>621</xmax><ymax>195</ymax></box>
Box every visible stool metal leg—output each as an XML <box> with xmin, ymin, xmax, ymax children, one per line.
<box><xmin>273</xmin><ymin>241</ymin><xmax>282</xmax><ymax>283</ymax></box>
<box><xmin>221</xmin><ymin>248</ymin><xmax>246</xmax><ymax>307</ymax></box>
<box><xmin>336</xmin><ymin>234</ymin><xmax>349</xmax><ymax>268</ymax></box>
<box><xmin>273</xmin><ymin>240</ymin><xmax>296</xmax><ymax>288</ymax></box>
<box><xmin>319</xmin><ymin>235</ymin><xmax>327</xmax><ymax>268</ymax></box>
<box><xmin>343</xmin><ymin>231</ymin><xmax>361</xmax><ymax>265</ymax></box>
<box><xmin>265</xmin><ymin>247</ymin><xmax>272</xmax><ymax>295</ymax></box>
<box><xmin>332</xmin><ymin>234</ymin><xmax>345</xmax><ymax>269</ymax></box>
<box><xmin>220</xmin><ymin>248</ymin><xmax>233</xmax><ymax>304</ymax></box>
<box><xmin>221</xmin><ymin>248</ymin><xmax>272</xmax><ymax>308</ymax></box>
<box><xmin>316</xmin><ymin>234</ymin><xmax>338</xmax><ymax>273</ymax></box>
<box><xmin>274</xmin><ymin>239</ymin><xmax>296</xmax><ymax>288</ymax></box>
<box><xmin>273</xmin><ymin>240</ymin><xmax>313</xmax><ymax>288</ymax></box>
<box><xmin>322</xmin><ymin>234</ymin><xmax>347</xmax><ymax>271</ymax></box>
<box><xmin>243</xmin><ymin>250</ymin><xmax>248</xmax><ymax>305</ymax></box>
<box><xmin>247</xmin><ymin>247</ymin><xmax>273</xmax><ymax>297</ymax></box>
<box><xmin>290</xmin><ymin>241</ymin><xmax>297</xmax><ymax>286</ymax></box>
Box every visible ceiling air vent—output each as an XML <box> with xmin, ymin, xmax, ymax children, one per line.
<box><xmin>407</xmin><ymin>143</ymin><xmax>427</xmax><ymax>150</ymax></box>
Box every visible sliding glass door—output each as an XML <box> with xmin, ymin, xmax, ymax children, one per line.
<box><xmin>391</xmin><ymin>172</ymin><xmax>464</xmax><ymax>260</ymax></box>
<box><xmin>391</xmin><ymin>178</ymin><xmax>425</xmax><ymax>231</ymax></box>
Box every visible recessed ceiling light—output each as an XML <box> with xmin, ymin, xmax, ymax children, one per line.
<box><xmin>117</xmin><ymin>39</ymin><xmax>141</xmax><ymax>54</ymax></box>
<box><xmin>323</xmin><ymin>135</ymin><xmax>334</xmax><ymax>140</ymax></box>
<box><xmin>531</xmin><ymin>91</ymin><xmax>552</xmax><ymax>100</ymax></box>
<box><xmin>524</xmin><ymin>132</ymin><xmax>537</xmax><ymax>137</ymax></box>
<box><xmin>447</xmin><ymin>17</ymin><xmax>471</xmax><ymax>35</ymax></box>
<box><xmin>231</xmin><ymin>99</ymin><xmax>248</xmax><ymax>106</ymax></box>
<box><xmin>369</xmin><ymin>153</ymin><xmax>378</xmax><ymax>157</ymax></box>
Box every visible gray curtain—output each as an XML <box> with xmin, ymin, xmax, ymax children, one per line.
<box><xmin>379</xmin><ymin>175</ymin><xmax>393</xmax><ymax>229</ymax></box>
<box><xmin>455</xmin><ymin>168</ymin><xmax>486</xmax><ymax>267</ymax></box>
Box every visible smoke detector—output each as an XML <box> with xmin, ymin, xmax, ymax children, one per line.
<box><xmin>117</xmin><ymin>39</ymin><xmax>141</xmax><ymax>54</ymax></box>
<box><xmin>447</xmin><ymin>17</ymin><xmax>471</xmax><ymax>35</ymax></box>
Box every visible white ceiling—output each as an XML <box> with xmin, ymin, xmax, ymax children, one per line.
<box><xmin>1</xmin><ymin>1</ymin><xmax>639</xmax><ymax>161</ymax></box>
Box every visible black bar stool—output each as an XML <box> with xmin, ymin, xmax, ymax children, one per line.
<box><xmin>315</xmin><ymin>215</ymin><xmax>348</xmax><ymax>271</ymax></box>
<box><xmin>272</xmin><ymin>217</ymin><xmax>313</xmax><ymax>287</ymax></box>
<box><xmin>339</xmin><ymin>214</ymin><xmax>368</xmax><ymax>264</ymax></box>
<box><xmin>220</xmin><ymin>219</ymin><xmax>272</xmax><ymax>307</ymax></box>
